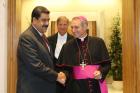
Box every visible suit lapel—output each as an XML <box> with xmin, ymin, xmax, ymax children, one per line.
<box><xmin>54</xmin><ymin>33</ymin><xmax>58</xmax><ymax>50</ymax></box>
<box><xmin>67</xmin><ymin>34</ymin><xmax>71</xmax><ymax>41</ymax></box>
<box><xmin>30</xmin><ymin>26</ymin><xmax>54</xmax><ymax>61</ymax></box>
<box><xmin>67</xmin><ymin>33</ymin><xmax>74</xmax><ymax>41</ymax></box>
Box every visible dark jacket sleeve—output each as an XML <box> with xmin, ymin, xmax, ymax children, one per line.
<box><xmin>97</xmin><ymin>39</ymin><xmax>111</xmax><ymax>80</ymax></box>
<box><xmin>18</xmin><ymin>35</ymin><xmax>58</xmax><ymax>82</ymax></box>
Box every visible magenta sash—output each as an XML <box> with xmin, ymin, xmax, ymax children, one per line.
<box><xmin>72</xmin><ymin>65</ymin><xmax>108</xmax><ymax>93</ymax></box>
<box><xmin>99</xmin><ymin>80</ymin><xmax>108</xmax><ymax>93</ymax></box>
<box><xmin>73</xmin><ymin>65</ymin><xmax>99</xmax><ymax>79</ymax></box>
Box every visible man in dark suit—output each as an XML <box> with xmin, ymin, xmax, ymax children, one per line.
<box><xmin>16</xmin><ymin>6</ymin><xmax>66</xmax><ymax>93</ymax></box>
<box><xmin>48</xmin><ymin>16</ymin><xmax>73</xmax><ymax>62</ymax></box>
<box><xmin>48</xmin><ymin>16</ymin><xmax>73</xmax><ymax>93</ymax></box>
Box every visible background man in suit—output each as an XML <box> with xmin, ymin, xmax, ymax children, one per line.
<box><xmin>48</xmin><ymin>16</ymin><xmax>73</xmax><ymax>61</ymax></box>
<box><xmin>48</xmin><ymin>16</ymin><xmax>73</xmax><ymax>93</ymax></box>
<box><xmin>16</xmin><ymin>6</ymin><xmax>66</xmax><ymax>93</ymax></box>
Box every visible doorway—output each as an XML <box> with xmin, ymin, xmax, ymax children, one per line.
<box><xmin>7</xmin><ymin>0</ymin><xmax>140</xmax><ymax>93</ymax></box>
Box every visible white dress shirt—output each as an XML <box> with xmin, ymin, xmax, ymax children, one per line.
<box><xmin>55</xmin><ymin>33</ymin><xmax>67</xmax><ymax>59</ymax></box>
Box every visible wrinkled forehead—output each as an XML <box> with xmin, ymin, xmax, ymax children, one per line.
<box><xmin>71</xmin><ymin>19</ymin><xmax>81</xmax><ymax>26</ymax></box>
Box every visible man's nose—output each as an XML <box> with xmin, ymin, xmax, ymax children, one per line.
<box><xmin>44</xmin><ymin>21</ymin><xmax>49</xmax><ymax>25</ymax></box>
<box><xmin>72</xmin><ymin>29</ymin><xmax>76</xmax><ymax>33</ymax></box>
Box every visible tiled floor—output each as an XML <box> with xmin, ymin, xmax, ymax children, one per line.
<box><xmin>108</xmin><ymin>84</ymin><xmax>123</xmax><ymax>93</ymax></box>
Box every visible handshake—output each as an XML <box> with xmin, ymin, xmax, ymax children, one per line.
<box><xmin>57</xmin><ymin>72</ymin><xmax>66</xmax><ymax>85</ymax></box>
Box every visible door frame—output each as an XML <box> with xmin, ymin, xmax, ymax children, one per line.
<box><xmin>7</xmin><ymin>0</ymin><xmax>21</xmax><ymax>93</ymax></box>
<box><xmin>7</xmin><ymin>0</ymin><xmax>140</xmax><ymax>93</ymax></box>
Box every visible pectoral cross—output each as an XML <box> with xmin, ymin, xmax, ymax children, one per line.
<box><xmin>80</xmin><ymin>61</ymin><xmax>86</xmax><ymax>70</ymax></box>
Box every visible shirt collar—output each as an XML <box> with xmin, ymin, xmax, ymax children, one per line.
<box><xmin>58</xmin><ymin>32</ymin><xmax>67</xmax><ymax>39</ymax></box>
<box><xmin>78</xmin><ymin>34</ymin><xmax>88</xmax><ymax>41</ymax></box>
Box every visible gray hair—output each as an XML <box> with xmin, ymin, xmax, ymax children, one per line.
<box><xmin>72</xmin><ymin>16</ymin><xmax>88</xmax><ymax>27</ymax></box>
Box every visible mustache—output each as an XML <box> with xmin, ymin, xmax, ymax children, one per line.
<box><xmin>42</xmin><ymin>25</ymin><xmax>48</xmax><ymax>28</ymax></box>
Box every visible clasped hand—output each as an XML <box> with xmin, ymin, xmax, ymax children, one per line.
<box><xmin>57</xmin><ymin>72</ymin><xmax>66</xmax><ymax>85</ymax></box>
<box><xmin>94</xmin><ymin>70</ymin><xmax>102</xmax><ymax>79</ymax></box>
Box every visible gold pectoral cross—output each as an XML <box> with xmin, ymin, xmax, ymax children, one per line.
<box><xmin>80</xmin><ymin>61</ymin><xmax>86</xmax><ymax>70</ymax></box>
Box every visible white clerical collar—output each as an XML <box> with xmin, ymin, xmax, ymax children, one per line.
<box><xmin>32</xmin><ymin>25</ymin><xmax>43</xmax><ymax>36</ymax></box>
<box><xmin>78</xmin><ymin>34</ymin><xmax>87</xmax><ymax>41</ymax></box>
<box><xmin>58</xmin><ymin>32</ymin><xmax>67</xmax><ymax>39</ymax></box>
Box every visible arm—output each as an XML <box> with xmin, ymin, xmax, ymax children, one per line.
<box><xmin>94</xmin><ymin>38</ymin><xmax>111</xmax><ymax>80</ymax></box>
<box><xmin>18</xmin><ymin>35</ymin><xmax>58</xmax><ymax>82</ymax></box>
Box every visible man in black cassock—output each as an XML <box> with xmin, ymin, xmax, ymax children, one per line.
<box><xmin>58</xmin><ymin>16</ymin><xmax>111</xmax><ymax>93</ymax></box>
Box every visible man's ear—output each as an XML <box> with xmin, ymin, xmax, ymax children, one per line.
<box><xmin>83</xmin><ymin>25</ymin><xmax>88</xmax><ymax>31</ymax></box>
<box><xmin>32</xmin><ymin>17</ymin><xmax>38</xmax><ymax>24</ymax></box>
<box><xmin>33</xmin><ymin>17</ymin><xmax>37</xmax><ymax>22</ymax></box>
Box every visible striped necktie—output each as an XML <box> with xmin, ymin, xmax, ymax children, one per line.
<box><xmin>42</xmin><ymin>34</ymin><xmax>50</xmax><ymax>52</ymax></box>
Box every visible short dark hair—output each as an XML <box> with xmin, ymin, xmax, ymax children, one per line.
<box><xmin>31</xmin><ymin>6</ymin><xmax>50</xmax><ymax>22</ymax></box>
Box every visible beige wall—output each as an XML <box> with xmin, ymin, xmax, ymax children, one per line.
<box><xmin>21</xmin><ymin>0</ymin><xmax>122</xmax><ymax>46</ymax></box>
<box><xmin>0</xmin><ymin>0</ymin><xmax>7</xmax><ymax>93</ymax></box>
<box><xmin>0</xmin><ymin>1</ymin><xmax>121</xmax><ymax>91</ymax></box>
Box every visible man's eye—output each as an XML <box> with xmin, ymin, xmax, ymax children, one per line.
<box><xmin>41</xmin><ymin>19</ymin><xmax>49</xmax><ymax>22</ymax></box>
<box><xmin>71</xmin><ymin>26</ymin><xmax>78</xmax><ymax>29</ymax></box>
<box><xmin>74</xmin><ymin>26</ymin><xmax>78</xmax><ymax>29</ymax></box>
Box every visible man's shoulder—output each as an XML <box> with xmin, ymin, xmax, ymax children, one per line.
<box><xmin>67</xmin><ymin>33</ymin><xmax>74</xmax><ymax>39</ymax></box>
<box><xmin>67</xmin><ymin>33</ymin><xmax>73</xmax><ymax>37</ymax></box>
<box><xmin>63</xmin><ymin>39</ymin><xmax>75</xmax><ymax>47</ymax></box>
<box><xmin>47</xmin><ymin>33</ymin><xmax>58</xmax><ymax>40</ymax></box>
<box><xmin>19</xmin><ymin>26</ymin><xmax>34</xmax><ymax>40</ymax></box>
<box><xmin>89</xmin><ymin>36</ymin><xmax>104</xmax><ymax>42</ymax></box>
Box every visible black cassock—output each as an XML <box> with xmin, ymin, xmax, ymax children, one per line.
<box><xmin>57</xmin><ymin>36</ymin><xmax>111</xmax><ymax>93</ymax></box>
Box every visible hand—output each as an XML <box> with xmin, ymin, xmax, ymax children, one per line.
<box><xmin>94</xmin><ymin>70</ymin><xmax>102</xmax><ymax>80</ymax></box>
<box><xmin>57</xmin><ymin>72</ymin><xmax>66</xmax><ymax>85</ymax></box>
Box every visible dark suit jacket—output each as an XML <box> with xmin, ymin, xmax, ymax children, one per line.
<box><xmin>47</xmin><ymin>33</ymin><xmax>73</xmax><ymax>93</ymax></box>
<box><xmin>48</xmin><ymin>32</ymin><xmax>74</xmax><ymax>58</ymax></box>
<box><xmin>17</xmin><ymin>25</ymin><xmax>58</xmax><ymax>93</ymax></box>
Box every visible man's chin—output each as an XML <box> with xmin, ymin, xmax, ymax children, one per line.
<box><xmin>42</xmin><ymin>27</ymin><xmax>48</xmax><ymax>30</ymax></box>
<box><xmin>74</xmin><ymin>36</ymin><xmax>79</xmax><ymax>38</ymax></box>
<box><xmin>42</xmin><ymin>29</ymin><xmax>47</xmax><ymax>33</ymax></box>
